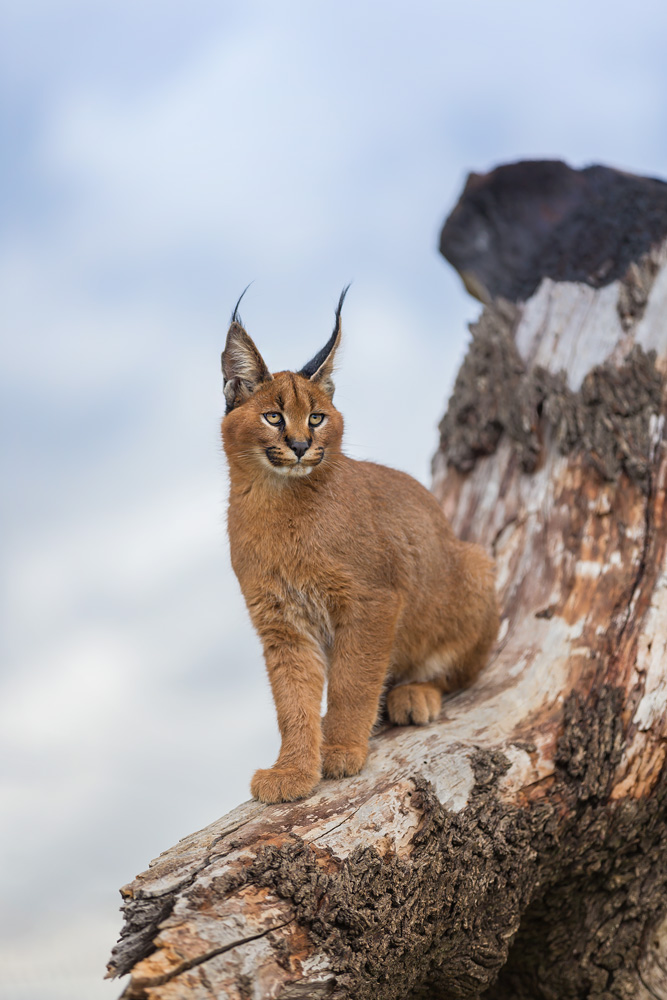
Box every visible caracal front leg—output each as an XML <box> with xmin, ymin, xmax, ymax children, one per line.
<box><xmin>322</xmin><ymin>598</ymin><xmax>400</xmax><ymax>779</ymax></box>
<box><xmin>251</xmin><ymin>627</ymin><xmax>326</xmax><ymax>804</ymax></box>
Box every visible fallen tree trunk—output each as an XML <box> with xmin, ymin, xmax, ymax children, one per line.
<box><xmin>108</xmin><ymin>161</ymin><xmax>667</xmax><ymax>1000</ymax></box>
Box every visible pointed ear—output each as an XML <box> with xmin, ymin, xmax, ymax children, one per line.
<box><xmin>221</xmin><ymin>289</ymin><xmax>272</xmax><ymax>413</ymax></box>
<box><xmin>298</xmin><ymin>285</ymin><xmax>350</xmax><ymax>399</ymax></box>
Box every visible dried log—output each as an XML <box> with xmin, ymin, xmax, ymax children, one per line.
<box><xmin>108</xmin><ymin>162</ymin><xmax>667</xmax><ymax>1000</ymax></box>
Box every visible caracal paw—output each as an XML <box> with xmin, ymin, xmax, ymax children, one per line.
<box><xmin>250</xmin><ymin>766</ymin><xmax>320</xmax><ymax>804</ymax></box>
<box><xmin>321</xmin><ymin>743</ymin><xmax>367</xmax><ymax>779</ymax></box>
<box><xmin>387</xmin><ymin>684</ymin><xmax>442</xmax><ymax>726</ymax></box>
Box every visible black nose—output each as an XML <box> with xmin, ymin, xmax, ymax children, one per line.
<box><xmin>289</xmin><ymin>440</ymin><xmax>309</xmax><ymax>459</ymax></box>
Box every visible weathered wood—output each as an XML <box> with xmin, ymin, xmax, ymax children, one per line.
<box><xmin>439</xmin><ymin>159</ymin><xmax>667</xmax><ymax>305</ymax></box>
<box><xmin>108</xmin><ymin>164</ymin><xmax>667</xmax><ymax>1000</ymax></box>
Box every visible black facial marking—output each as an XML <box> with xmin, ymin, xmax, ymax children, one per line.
<box><xmin>265</xmin><ymin>446</ymin><xmax>284</xmax><ymax>466</ymax></box>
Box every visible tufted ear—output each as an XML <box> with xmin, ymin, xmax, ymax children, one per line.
<box><xmin>298</xmin><ymin>285</ymin><xmax>350</xmax><ymax>399</ymax></box>
<box><xmin>221</xmin><ymin>288</ymin><xmax>272</xmax><ymax>413</ymax></box>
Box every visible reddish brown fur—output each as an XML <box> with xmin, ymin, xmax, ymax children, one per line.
<box><xmin>221</xmin><ymin>304</ymin><xmax>498</xmax><ymax>803</ymax></box>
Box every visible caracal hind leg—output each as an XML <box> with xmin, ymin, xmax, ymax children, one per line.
<box><xmin>322</xmin><ymin>598</ymin><xmax>399</xmax><ymax>779</ymax></box>
<box><xmin>387</xmin><ymin>678</ymin><xmax>448</xmax><ymax>726</ymax></box>
<box><xmin>388</xmin><ymin>622</ymin><xmax>499</xmax><ymax>727</ymax></box>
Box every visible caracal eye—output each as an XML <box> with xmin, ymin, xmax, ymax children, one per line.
<box><xmin>308</xmin><ymin>413</ymin><xmax>325</xmax><ymax>427</ymax></box>
<box><xmin>263</xmin><ymin>412</ymin><xmax>283</xmax><ymax>425</ymax></box>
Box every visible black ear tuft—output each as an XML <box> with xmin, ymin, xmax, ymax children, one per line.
<box><xmin>334</xmin><ymin>283</ymin><xmax>351</xmax><ymax>328</ymax></box>
<box><xmin>298</xmin><ymin>285</ymin><xmax>350</xmax><ymax>380</ymax></box>
<box><xmin>231</xmin><ymin>282</ymin><xmax>254</xmax><ymax>326</ymax></box>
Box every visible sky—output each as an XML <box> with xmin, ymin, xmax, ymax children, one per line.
<box><xmin>2</xmin><ymin>1</ymin><xmax>667</xmax><ymax>997</ymax></box>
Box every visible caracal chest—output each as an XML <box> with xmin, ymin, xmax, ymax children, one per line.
<box><xmin>230</xmin><ymin>492</ymin><xmax>345</xmax><ymax>597</ymax></box>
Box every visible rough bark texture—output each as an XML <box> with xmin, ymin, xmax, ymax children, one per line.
<box><xmin>108</xmin><ymin>162</ymin><xmax>667</xmax><ymax>1000</ymax></box>
<box><xmin>437</xmin><ymin>301</ymin><xmax>662</xmax><ymax>490</ymax></box>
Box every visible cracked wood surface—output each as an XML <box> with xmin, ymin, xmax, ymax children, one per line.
<box><xmin>109</xmin><ymin>176</ymin><xmax>667</xmax><ymax>1000</ymax></box>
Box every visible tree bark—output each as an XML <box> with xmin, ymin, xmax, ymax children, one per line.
<box><xmin>108</xmin><ymin>162</ymin><xmax>667</xmax><ymax>1000</ymax></box>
